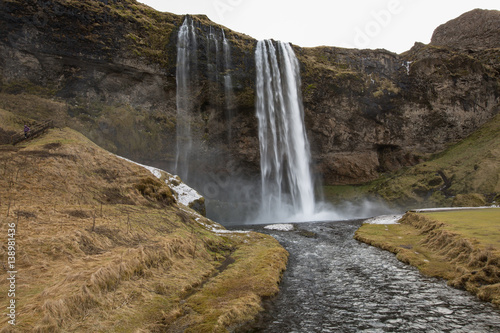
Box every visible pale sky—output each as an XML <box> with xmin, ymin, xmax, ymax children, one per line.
<box><xmin>139</xmin><ymin>0</ymin><xmax>500</xmax><ymax>54</ymax></box>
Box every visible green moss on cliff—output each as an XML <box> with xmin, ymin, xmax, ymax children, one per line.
<box><xmin>298</xmin><ymin>46</ymin><xmax>362</xmax><ymax>79</ymax></box>
<box><xmin>368</xmin><ymin>111</ymin><xmax>500</xmax><ymax>207</ymax></box>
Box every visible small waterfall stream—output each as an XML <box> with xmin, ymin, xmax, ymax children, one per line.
<box><xmin>222</xmin><ymin>29</ymin><xmax>236</xmax><ymax>141</ymax></box>
<box><xmin>206</xmin><ymin>26</ymin><xmax>220</xmax><ymax>94</ymax></box>
<box><xmin>255</xmin><ymin>40</ymin><xmax>317</xmax><ymax>222</ymax></box>
<box><xmin>175</xmin><ymin>18</ymin><xmax>238</xmax><ymax>185</ymax></box>
<box><xmin>175</xmin><ymin>17</ymin><xmax>197</xmax><ymax>181</ymax></box>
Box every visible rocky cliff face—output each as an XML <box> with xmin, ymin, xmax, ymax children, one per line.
<box><xmin>299</xmin><ymin>43</ymin><xmax>500</xmax><ymax>185</ymax></box>
<box><xmin>0</xmin><ymin>0</ymin><xmax>499</xmax><ymax>196</ymax></box>
<box><xmin>431</xmin><ymin>9</ymin><xmax>500</xmax><ymax>50</ymax></box>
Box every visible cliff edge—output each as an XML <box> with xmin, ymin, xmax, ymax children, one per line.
<box><xmin>431</xmin><ymin>9</ymin><xmax>500</xmax><ymax>49</ymax></box>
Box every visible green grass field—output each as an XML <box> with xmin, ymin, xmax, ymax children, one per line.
<box><xmin>423</xmin><ymin>209</ymin><xmax>500</xmax><ymax>251</ymax></box>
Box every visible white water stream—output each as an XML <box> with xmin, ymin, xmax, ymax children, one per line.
<box><xmin>255</xmin><ymin>40</ymin><xmax>319</xmax><ymax>222</ymax></box>
<box><xmin>222</xmin><ymin>29</ymin><xmax>235</xmax><ymax>140</ymax></box>
<box><xmin>175</xmin><ymin>17</ymin><xmax>197</xmax><ymax>181</ymax></box>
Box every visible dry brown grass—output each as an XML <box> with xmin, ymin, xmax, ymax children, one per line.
<box><xmin>0</xmin><ymin>127</ymin><xmax>288</xmax><ymax>332</ymax></box>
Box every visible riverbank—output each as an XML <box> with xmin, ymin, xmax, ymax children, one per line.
<box><xmin>354</xmin><ymin>208</ymin><xmax>500</xmax><ymax>306</ymax></box>
<box><xmin>239</xmin><ymin>220</ymin><xmax>500</xmax><ymax>332</ymax></box>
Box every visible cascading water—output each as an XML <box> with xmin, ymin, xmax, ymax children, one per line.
<box><xmin>175</xmin><ymin>17</ymin><xmax>197</xmax><ymax>181</ymax></box>
<box><xmin>174</xmin><ymin>21</ymin><xmax>379</xmax><ymax>224</ymax></box>
<box><xmin>206</xmin><ymin>26</ymin><xmax>220</xmax><ymax>92</ymax></box>
<box><xmin>222</xmin><ymin>29</ymin><xmax>236</xmax><ymax>141</ymax></box>
<box><xmin>255</xmin><ymin>40</ymin><xmax>318</xmax><ymax>222</ymax></box>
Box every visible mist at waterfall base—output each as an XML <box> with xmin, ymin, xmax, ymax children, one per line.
<box><xmin>173</xmin><ymin>17</ymin><xmax>396</xmax><ymax>225</ymax></box>
<box><xmin>203</xmin><ymin>179</ymin><xmax>398</xmax><ymax>226</ymax></box>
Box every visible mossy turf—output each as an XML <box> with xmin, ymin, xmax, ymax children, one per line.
<box><xmin>355</xmin><ymin>209</ymin><xmax>500</xmax><ymax>305</ymax></box>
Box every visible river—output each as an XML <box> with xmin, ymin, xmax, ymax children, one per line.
<box><xmin>233</xmin><ymin>220</ymin><xmax>500</xmax><ymax>333</ymax></box>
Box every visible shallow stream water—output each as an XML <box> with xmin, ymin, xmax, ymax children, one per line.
<box><xmin>234</xmin><ymin>220</ymin><xmax>500</xmax><ymax>333</ymax></box>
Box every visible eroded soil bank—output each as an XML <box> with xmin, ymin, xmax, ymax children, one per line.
<box><xmin>355</xmin><ymin>209</ymin><xmax>500</xmax><ymax>306</ymax></box>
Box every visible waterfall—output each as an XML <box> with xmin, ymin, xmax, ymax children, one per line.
<box><xmin>222</xmin><ymin>29</ymin><xmax>236</xmax><ymax>141</ymax></box>
<box><xmin>175</xmin><ymin>17</ymin><xmax>197</xmax><ymax>181</ymax></box>
<box><xmin>207</xmin><ymin>26</ymin><xmax>220</xmax><ymax>93</ymax></box>
<box><xmin>255</xmin><ymin>40</ymin><xmax>317</xmax><ymax>222</ymax></box>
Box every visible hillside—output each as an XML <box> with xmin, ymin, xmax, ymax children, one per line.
<box><xmin>325</xmin><ymin>111</ymin><xmax>500</xmax><ymax>208</ymax></box>
<box><xmin>0</xmin><ymin>117</ymin><xmax>288</xmax><ymax>332</ymax></box>
<box><xmin>371</xmin><ymin>111</ymin><xmax>500</xmax><ymax>207</ymax></box>
<box><xmin>431</xmin><ymin>9</ymin><xmax>500</xmax><ymax>49</ymax></box>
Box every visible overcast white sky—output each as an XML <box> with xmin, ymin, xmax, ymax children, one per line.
<box><xmin>139</xmin><ymin>0</ymin><xmax>500</xmax><ymax>54</ymax></box>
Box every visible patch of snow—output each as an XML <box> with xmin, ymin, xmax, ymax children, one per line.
<box><xmin>116</xmin><ymin>155</ymin><xmax>163</xmax><ymax>179</ymax></box>
<box><xmin>264</xmin><ymin>224</ymin><xmax>294</xmax><ymax>231</ymax></box>
<box><xmin>363</xmin><ymin>214</ymin><xmax>403</xmax><ymax>225</ymax></box>
<box><xmin>115</xmin><ymin>155</ymin><xmax>203</xmax><ymax>208</ymax></box>
<box><xmin>180</xmin><ymin>207</ymin><xmax>202</xmax><ymax>219</ymax></box>
<box><xmin>411</xmin><ymin>207</ymin><xmax>498</xmax><ymax>212</ymax></box>
<box><xmin>195</xmin><ymin>216</ymin><xmax>250</xmax><ymax>235</ymax></box>
<box><xmin>212</xmin><ymin>229</ymin><xmax>251</xmax><ymax>235</ymax></box>
<box><xmin>168</xmin><ymin>175</ymin><xmax>202</xmax><ymax>207</ymax></box>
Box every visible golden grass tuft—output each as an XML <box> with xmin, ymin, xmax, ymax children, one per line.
<box><xmin>171</xmin><ymin>233</ymin><xmax>289</xmax><ymax>332</ymax></box>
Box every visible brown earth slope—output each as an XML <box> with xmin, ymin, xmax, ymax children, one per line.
<box><xmin>0</xmin><ymin>120</ymin><xmax>288</xmax><ymax>332</ymax></box>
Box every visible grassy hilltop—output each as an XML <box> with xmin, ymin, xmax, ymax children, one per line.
<box><xmin>0</xmin><ymin>111</ymin><xmax>288</xmax><ymax>332</ymax></box>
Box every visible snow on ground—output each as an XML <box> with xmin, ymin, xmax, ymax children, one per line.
<box><xmin>116</xmin><ymin>155</ymin><xmax>163</xmax><ymax>179</ymax></box>
<box><xmin>264</xmin><ymin>224</ymin><xmax>295</xmax><ymax>231</ymax></box>
<box><xmin>195</xmin><ymin>217</ymin><xmax>250</xmax><ymax>235</ymax></box>
<box><xmin>115</xmin><ymin>155</ymin><xmax>202</xmax><ymax>207</ymax></box>
<box><xmin>411</xmin><ymin>206</ymin><xmax>499</xmax><ymax>212</ymax></box>
<box><xmin>116</xmin><ymin>155</ymin><xmax>248</xmax><ymax>235</ymax></box>
<box><xmin>167</xmin><ymin>175</ymin><xmax>203</xmax><ymax>207</ymax></box>
<box><xmin>363</xmin><ymin>214</ymin><xmax>404</xmax><ymax>225</ymax></box>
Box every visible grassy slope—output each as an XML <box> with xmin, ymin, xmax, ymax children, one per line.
<box><xmin>0</xmin><ymin>121</ymin><xmax>288</xmax><ymax>332</ymax></box>
<box><xmin>325</xmin><ymin>111</ymin><xmax>500</xmax><ymax>208</ymax></box>
<box><xmin>355</xmin><ymin>209</ymin><xmax>500</xmax><ymax>305</ymax></box>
